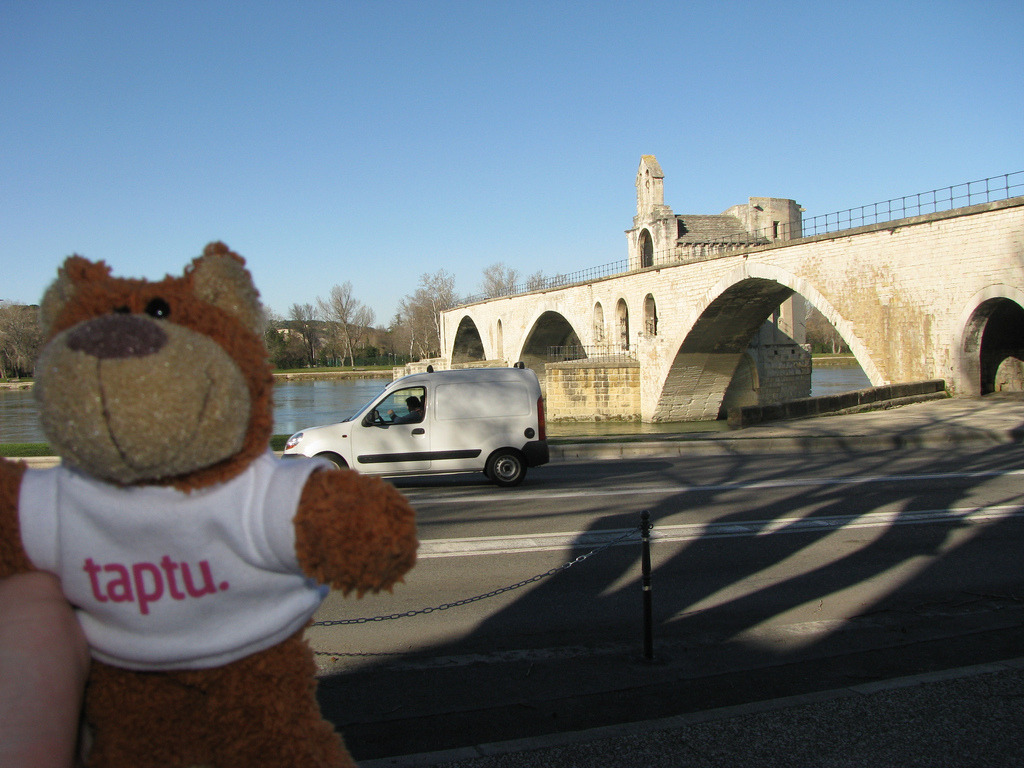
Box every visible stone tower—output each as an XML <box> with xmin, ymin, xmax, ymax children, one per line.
<box><xmin>627</xmin><ymin>154</ymin><xmax>804</xmax><ymax>272</ymax></box>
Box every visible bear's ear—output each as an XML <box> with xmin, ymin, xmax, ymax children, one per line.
<box><xmin>188</xmin><ymin>242</ymin><xmax>263</xmax><ymax>336</ymax></box>
<box><xmin>38</xmin><ymin>256</ymin><xmax>113</xmax><ymax>336</ymax></box>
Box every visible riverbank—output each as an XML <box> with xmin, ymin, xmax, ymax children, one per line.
<box><xmin>272</xmin><ymin>366</ymin><xmax>391</xmax><ymax>378</ymax></box>
<box><xmin>810</xmin><ymin>353</ymin><xmax>858</xmax><ymax>366</ymax></box>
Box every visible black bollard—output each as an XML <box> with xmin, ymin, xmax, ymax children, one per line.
<box><xmin>641</xmin><ymin>510</ymin><xmax>654</xmax><ymax>661</ymax></box>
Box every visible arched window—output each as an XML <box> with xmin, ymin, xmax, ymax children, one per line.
<box><xmin>616</xmin><ymin>299</ymin><xmax>629</xmax><ymax>350</ymax></box>
<box><xmin>643</xmin><ymin>294</ymin><xmax>657</xmax><ymax>336</ymax></box>
<box><xmin>495</xmin><ymin>319</ymin><xmax>504</xmax><ymax>360</ymax></box>
<box><xmin>593</xmin><ymin>302</ymin><xmax>605</xmax><ymax>344</ymax></box>
<box><xmin>638</xmin><ymin>229</ymin><xmax>654</xmax><ymax>268</ymax></box>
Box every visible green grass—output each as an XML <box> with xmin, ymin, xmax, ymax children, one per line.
<box><xmin>0</xmin><ymin>443</ymin><xmax>52</xmax><ymax>457</ymax></box>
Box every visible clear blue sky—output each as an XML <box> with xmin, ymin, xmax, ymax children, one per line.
<box><xmin>3</xmin><ymin>0</ymin><xmax>1022</xmax><ymax>324</ymax></box>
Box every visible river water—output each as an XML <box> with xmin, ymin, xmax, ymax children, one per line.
<box><xmin>0</xmin><ymin>362</ymin><xmax>871</xmax><ymax>444</ymax></box>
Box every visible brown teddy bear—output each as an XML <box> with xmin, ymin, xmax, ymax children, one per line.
<box><xmin>0</xmin><ymin>242</ymin><xmax>418</xmax><ymax>767</ymax></box>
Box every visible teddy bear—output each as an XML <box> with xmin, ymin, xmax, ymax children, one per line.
<box><xmin>0</xmin><ymin>242</ymin><xmax>418</xmax><ymax>768</ymax></box>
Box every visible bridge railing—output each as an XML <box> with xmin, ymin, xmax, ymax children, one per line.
<box><xmin>462</xmin><ymin>260</ymin><xmax>628</xmax><ymax>305</ymax></box>
<box><xmin>547</xmin><ymin>344</ymin><xmax>637</xmax><ymax>363</ymax></box>
<box><xmin>455</xmin><ymin>171</ymin><xmax>1023</xmax><ymax>307</ymax></box>
<box><xmin>799</xmin><ymin>170</ymin><xmax>1024</xmax><ymax>237</ymax></box>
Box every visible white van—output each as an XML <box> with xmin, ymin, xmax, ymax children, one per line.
<box><xmin>283</xmin><ymin>365</ymin><xmax>549</xmax><ymax>486</ymax></box>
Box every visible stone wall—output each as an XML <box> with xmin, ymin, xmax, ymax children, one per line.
<box><xmin>756</xmin><ymin>342</ymin><xmax>812</xmax><ymax>404</ymax></box>
<box><xmin>544</xmin><ymin>360</ymin><xmax>641</xmax><ymax>421</ymax></box>
<box><xmin>728</xmin><ymin>380</ymin><xmax>947</xmax><ymax>427</ymax></box>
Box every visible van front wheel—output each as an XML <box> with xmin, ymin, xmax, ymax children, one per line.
<box><xmin>486</xmin><ymin>450</ymin><xmax>526</xmax><ymax>487</ymax></box>
<box><xmin>315</xmin><ymin>452</ymin><xmax>348</xmax><ymax>469</ymax></box>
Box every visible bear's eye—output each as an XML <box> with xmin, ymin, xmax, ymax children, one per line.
<box><xmin>145</xmin><ymin>298</ymin><xmax>171</xmax><ymax>319</ymax></box>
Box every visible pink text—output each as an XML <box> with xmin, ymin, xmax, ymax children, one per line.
<box><xmin>83</xmin><ymin>556</ymin><xmax>230</xmax><ymax>615</ymax></box>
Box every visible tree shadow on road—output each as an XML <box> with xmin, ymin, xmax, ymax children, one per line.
<box><xmin>316</xmin><ymin>434</ymin><xmax>1024</xmax><ymax>758</ymax></box>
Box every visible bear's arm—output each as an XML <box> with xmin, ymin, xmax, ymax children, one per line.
<box><xmin>293</xmin><ymin>468</ymin><xmax>417</xmax><ymax>596</ymax></box>
<box><xmin>0</xmin><ymin>459</ymin><xmax>33</xmax><ymax>577</ymax></box>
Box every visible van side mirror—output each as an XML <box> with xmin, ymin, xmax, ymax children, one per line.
<box><xmin>363</xmin><ymin>408</ymin><xmax>387</xmax><ymax>427</ymax></box>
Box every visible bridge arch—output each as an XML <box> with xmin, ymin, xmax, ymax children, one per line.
<box><xmin>956</xmin><ymin>284</ymin><xmax>1024</xmax><ymax>395</ymax></box>
<box><xmin>451</xmin><ymin>314</ymin><xmax>486</xmax><ymax>363</ymax></box>
<box><xmin>739</xmin><ymin>263</ymin><xmax>882</xmax><ymax>381</ymax></box>
<box><xmin>517</xmin><ymin>309</ymin><xmax>583</xmax><ymax>376</ymax></box>
<box><xmin>651</xmin><ymin>262</ymin><xmax>880</xmax><ymax>420</ymax></box>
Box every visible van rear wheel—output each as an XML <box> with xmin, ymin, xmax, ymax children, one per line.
<box><xmin>486</xmin><ymin>450</ymin><xmax>526</xmax><ymax>487</ymax></box>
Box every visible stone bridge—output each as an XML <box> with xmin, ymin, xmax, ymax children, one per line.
<box><xmin>439</xmin><ymin>158</ymin><xmax>1024</xmax><ymax>421</ymax></box>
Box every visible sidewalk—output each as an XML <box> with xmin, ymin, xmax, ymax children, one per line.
<box><xmin>364</xmin><ymin>659</ymin><xmax>1024</xmax><ymax>768</ymax></box>
<box><xmin>549</xmin><ymin>392</ymin><xmax>1024</xmax><ymax>459</ymax></box>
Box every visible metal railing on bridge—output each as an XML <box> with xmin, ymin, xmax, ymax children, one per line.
<box><xmin>547</xmin><ymin>344</ymin><xmax>637</xmax><ymax>363</ymax></box>
<box><xmin>462</xmin><ymin>259</ymin><xmax>629</xmax><ymax>305</ymax></box>
<box><xmin>799</xmin><ymin>170</ymin><xmax>1024</xmax><ymax>237</ymax></box>
<box><xmin>456</xmin><ymin>171</ymin><xmax>1023</xmax><ymax>307</ymax></box>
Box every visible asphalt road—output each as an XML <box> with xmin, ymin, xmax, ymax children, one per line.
<box><xmin>307</xmin><ymin>443</ymin><xmax>1024</xmax><ymax>760</ymax></box>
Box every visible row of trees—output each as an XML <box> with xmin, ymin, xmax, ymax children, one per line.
<box><xmin>263</xmin><ymin>260</ymin><xmax>548</xmax><ymax>370</ymax></box>
<box><xmin>0</xmin><ymin>267</ymin><xmax>467</xmax><ymax>378</ymax></box>
<box><xmin>265</xmin><ymin>269</ymin><xmax>462</xmax><ymax>370</ymax></box>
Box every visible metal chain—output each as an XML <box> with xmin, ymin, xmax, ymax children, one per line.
<box><xmin>312</xmin><ymin>524</ymin><xmax>642</xmax><ymax>628</ymax></box>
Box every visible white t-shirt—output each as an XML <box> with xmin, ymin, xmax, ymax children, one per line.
<box><xmin>19</xmin><ymin>451</ymin><xmax>331</xmax><ymax>671</ymax></box>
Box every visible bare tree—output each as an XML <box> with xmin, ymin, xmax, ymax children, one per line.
<box><xmin>805</xmin><ymin>306</ymin><xmax>848</xmax><ymax>354</ymax></box>
<box><xmin>288</xmin><ymin>302</ymin><xmax>321</xmax><ymax>367</ymax></box>
<box><xmin>388</xmin><ymin>310</ymin><xmax>414</xmax><ymax>361</ymax></box>
<box><xmin>421</xmin><ymin>269</ymin><xmax>459</xmax><ymax>355</ymax></box>
<box><xmin>525</xmin><ymin>270</ymin><xmax>546</xmax><ymax>291</ymax></box>
<box><xmin>0</xmin><ymin>302</ymin><xmax>42</xmax><ymax>379</ymax></box>
<box><xmin>350</xmin><ymin>304</ymin><xmax>376</xmax><ymax>359</ymax></box>
<box><xmin>480</xmin><ymin>262</ymin><xmax>520</xmax><ymax>298</ymax></box>
<box><xmin>315</xmin><ymin>284</ymin><xmax>351</xmax><ymax>367</ymax></box>
<box><xmin>394</xmin><ymin>270</ymin><xmax>460</xmax><ymax>359</ymax></box>
<box><xmin>316</xmin><ymin>283</ymin><xmax>377</xmax><ymax>368</ymax></box>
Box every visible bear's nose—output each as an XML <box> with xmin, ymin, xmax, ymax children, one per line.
<box><xmin>67</xmin><ymin>314</ymin><xmax>168</xmax><ymax>359</ymax></box>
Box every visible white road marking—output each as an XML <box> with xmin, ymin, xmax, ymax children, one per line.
<box><xmin>417</xmin><ymin>504</ymin><xmax>1024</xmax><ymax>558</ymax></box>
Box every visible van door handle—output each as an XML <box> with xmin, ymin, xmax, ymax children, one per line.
<box><xmin>412</xmin><ymin>428</ymin><xmax>425</xmax><ymax>435</ymax></box>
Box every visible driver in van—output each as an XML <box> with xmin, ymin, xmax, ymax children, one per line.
<box><xmin>388</xmin><ymin>395</ymin><xmax>424</xmax><ymax>424</ymax></box>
